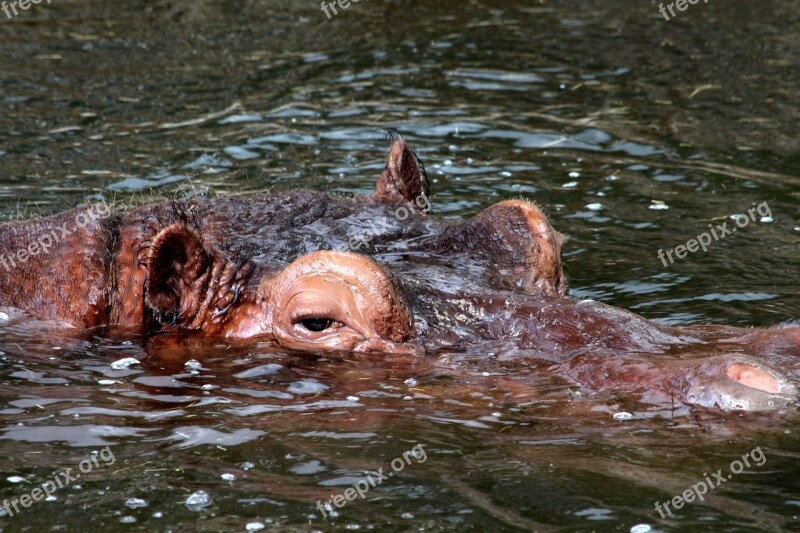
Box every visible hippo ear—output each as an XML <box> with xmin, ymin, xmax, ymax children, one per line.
<box><xmin>373</xmin><ymin>136</ymin><xmax>430</xmax><ymax>210</ymax></box>
<box><xmin>145</xmin><ymin>224</ymin><xmax>211</xmax><ymax>325</ymax></box>
<box><xmin>433</xmin><ymin>200</ymin><xmax>568</xmax><ymax>297</ymax></box>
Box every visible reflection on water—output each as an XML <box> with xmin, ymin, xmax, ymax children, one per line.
<box><xmin>1</xmin><ymin>0</ymin><xmax>799</xmax><ymax>530</ymax></box>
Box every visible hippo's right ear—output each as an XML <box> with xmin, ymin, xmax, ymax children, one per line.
<box><xmin>373</xmin><ymin>136</ymin><xmax>430</xmax><ymax>210</ymax></box>
<box><xmin>144</xmin><ymin>224</ymin><xmax>211</xmax><ymax>325</ymax></box>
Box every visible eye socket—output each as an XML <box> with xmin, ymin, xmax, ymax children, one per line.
<box><xmin>298</xmin><ymin>317</ymin><xmax>336</xmax><ymax>332</ymax></box>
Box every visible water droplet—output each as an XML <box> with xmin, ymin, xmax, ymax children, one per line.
<box><xmin>400</xmin><ymin>512</ymin><xmax>415</xmax><ymax>519</ymax></box>
<box><xmin>760</xmin><ymin>216</ymin><xmax>774</xmax><ymax>224</ymax></box>
<box><xmin>319</xmin><ymin>501</ymin><xmax>339</xmax><ymax>518</ymax></box>
<box><xmin>125</xmin><ymin>498</ymin><xmax>147</xmax><ymax>509</ymax></box>
<box><xmin>184</xmin><ymin>359</ymin><xmax>202</xmax><ymax>372</ymax></box>
<box><xmin>152</xmin><ymin>511</ymin><xmax>163</xmax><ymax>518</ymax></box>
<box><xmin>649</xmin><ymin>200</ymin><xmax>669</xmax><ymax>210</ymax></box>
<box><xmin>119</xmin><ymin>516</ymin><xmax>136</xmax><ymax>524</ymax></box>
<box><xmin>0</xmin><ymin>312</ymin><xmax>8</xmax><ymax>321</ymax></box>
<box><xmin>630</xmin><ymin>525</ymin><xmax>652</xmax><ymax>533</ymax></box>
<box><xmin>246</xmin><ymin>522</ymin><xmax>265</xmax><ymax>531</ymax></box>
<box><xmin>586</xmin><ymin>203</ymin><xmax>603</xmax><ymax>211</ymax></box>
<box><xmin>185</xmin><ymin>490</ymin><xmax>212</xmax><ymax>510</ymax></box>
<box><xmin>613</xmin><ymin>411</ymin><xmax>633</xmax><ymax>420</ymax></box>
<box><xmin>220</xmin><ymin>473</ymin><xmax>236</xmax><ymax>482</ymax></box>
<box><xmin>110</xmin><ymin>357</ymin><xmax>140</xmax><ymax>370</ymax></box>
<box><xmin>404</xmin><ymin>378</ymin><xmax>418</xmax><ymax>387</ymax></box>
<box><xmin>241</xmin><ymin>462</ymin><xmax>255</xmax><ymax>471</ymax></box>
<box><xmin>562</xmin><ymin>181</ymin><xmax>578</xmax><ymax>188</ymax></box>
<box><xmin>288</xmin><ymin>380</ymin><xmax>328</xmax><ymax>394</ymax></box>
<box><xmin>7</xmin><ymin>476</ymin><xmax>25</xmax><ymax>483</ymax></box>
<box><xmin>568</xmin><ymin>171</ymin><xmax>580</xmax><ymax>178</ymax></box>
<box><xmin>346</xmin><ymin>395</ymin><xmax>360</xmax><ymax>401</ymax></box>
<box><xmin>98</xmin><ymin>379</ymin><xmax>120</xmax><ymax>385</ymax></box>
<box><xmin>402</xmin><ymin>395</ymin><xmax>413</xmax><ymax>401</ymax></box>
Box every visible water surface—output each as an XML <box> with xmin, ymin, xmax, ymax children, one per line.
<box><xmin>0</xmin><ymin>1</ymin><xmax>799</xmax><ymax>531</ymax></box>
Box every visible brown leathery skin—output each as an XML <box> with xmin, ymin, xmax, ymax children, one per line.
<box><xmin>432</xmin><ymin>199</ymin><xmax>567</xmax><ymax>297</ymax></box>
<box><xmin>0</xmin><ymin>205</ymin><xmax>116</xmax><ymax>327</ymax></box>
<box><xmin>373</xmin><ymin>136</ymin><xmax>429</xmax><ymax>209</ymax></box>
<box><xmin>1</xmin><ymin>136</ymin><xmax>799</xmax><ymax>412</ymax></box>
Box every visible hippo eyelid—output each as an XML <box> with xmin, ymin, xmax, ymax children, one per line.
<box><xmin>288</xmin><ymin>302</ymin><xmax>347</xmax><ymax>326</ymax></box>
<box><xmin>297</xmin><ymin>317</ymin><xmax>337</xmax><ymax>332</ymax></box>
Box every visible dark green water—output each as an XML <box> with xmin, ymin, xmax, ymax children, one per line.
<box><xmin>0</xmin><ymin>1</ymin><xmax>799</xmax><ymax>531</ymax></box>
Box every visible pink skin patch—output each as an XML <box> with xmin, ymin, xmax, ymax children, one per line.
<box><xmin>726</xmin><ymin>363</ymin><xmax>781</xmax><ymax>394</ymax></box>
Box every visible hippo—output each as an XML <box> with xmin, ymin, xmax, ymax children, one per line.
<box><xmin>0</xmin><ymin>137</ymin><xmax>797</xmax><ymax>411</ymax></box>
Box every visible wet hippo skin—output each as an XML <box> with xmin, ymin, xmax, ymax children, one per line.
<box><xmin>0</xmin><ymin>137</ymin><xmax>797</xmax><ymax>411</ymax></box>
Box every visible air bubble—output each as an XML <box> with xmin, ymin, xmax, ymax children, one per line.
<box><xmin>184</xmin><ymin>359</ymin><xmax>202</xmax><ymax>372</ymax></box>
<box><xmin>110</xmin><ymin>357</ymin><xmax>140</xmax><ymax>370</ymax></box>
<box><xmin>125</xmin><ymin>498</ymin><xmax>147</xmax><ymax>509</ymax></box>
<box><xmin>185</xmin><ymin>490</ymin><xmax>212</xmax><ymax>510</ymax></box>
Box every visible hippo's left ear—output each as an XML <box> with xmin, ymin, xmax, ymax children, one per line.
<box><xmin>433</xmin><ymin>200</ymin><xmax>568</xmax><ymax>297</ymax></box>
<box><xmin>145</xmin><ymin>224</ymin><xmax>212</xmax><ymax>326</ymax></box>
<box><xmin>373</xmin><ymin>136</ymin><xmax>430</xmax><ymax>211</ymax></box>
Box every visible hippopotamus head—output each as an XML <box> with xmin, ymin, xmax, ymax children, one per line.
<box><xmin>3</xmin><ymin>136</ymin><xmax>796</xmax><ymax>412</ymax></box>
<box><xmin>132</xmin><ymin>137</ymin><xmax>568</xmax><ymax>354</ymax></box>
<box><xmin>122</xmin><ymin>136</ymin><xmax>799</xmax><ymax>412</ymax></box>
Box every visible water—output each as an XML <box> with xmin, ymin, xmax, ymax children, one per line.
<box><xmin>1</xmin><ymin>0</ymin><xmax>799</xmax><ymax>530</ymax></box>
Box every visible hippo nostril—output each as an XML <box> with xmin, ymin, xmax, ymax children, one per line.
<box><xmin>726</xmin><ymin>363</ymin><xmax>781</xmax><ymax>394</ymax></box>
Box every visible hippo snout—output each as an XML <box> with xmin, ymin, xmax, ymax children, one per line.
<box><xmin>682</xmin><ymin>356</ymin><xmax>796</xmax><ymax>411</ymax></box>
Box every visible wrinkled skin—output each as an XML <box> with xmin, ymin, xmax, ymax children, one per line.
<box><xmin>0</xmin><ymin>137</ymin><xmax>798</xmax><ymax>412</ymax></box>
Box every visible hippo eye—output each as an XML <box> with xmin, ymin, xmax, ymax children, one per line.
<box><xmin>298</xmin><ymin>317</ymin><xmax>336</xmax><ymax>332</ymax></box>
